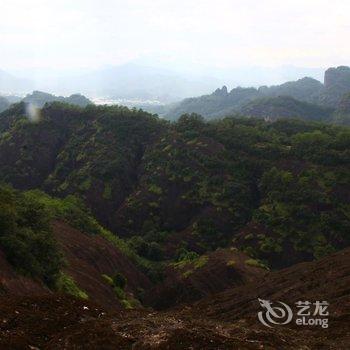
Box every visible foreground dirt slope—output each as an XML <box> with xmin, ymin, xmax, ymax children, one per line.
<box><xmin>0</xmin><ymin>294</ymin><xmax>339</xmax><ymax>350</ymax></box>
<box><xmin>0</xmin><ymin>248</ymin><xmax>349</xmax><ymax>349</ymax></box>
<box><xmin>0</xmin><ymin>221</ymin><xmax>152</xmax><ymax>310</ymax></box>
<box><xmin>53</xmin><ymin>221</ymin><xmax>152</xmax><ymax>310</ymax></box>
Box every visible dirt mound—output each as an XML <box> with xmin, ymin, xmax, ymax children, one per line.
<box><xmin>53</xmin><ymin>221</ymin><xmax>152</xmax><ymax>310</ymax></box>
<box><xmin>144</xmin><ymin>248</ymin><xmax>266</xmax><ymax>310</ymax></box>
<box><xmin>194</xmin><ymin>247</ymin><xmax>350</xmax><ymax>322</ymax></box>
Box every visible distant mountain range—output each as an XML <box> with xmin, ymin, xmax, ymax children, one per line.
<box><xmin>166</xmin><ymin>66</ymin><xmax>350</xmax><ymax>124</ymax></box>
<box><xmin>1</xmin><ymin>65</ymin><xmax>350</xmax><ymax>125</ymax></box>
<box><xmin>6</xmin><ymin>63</ymin><xmax>222</xmax><ymax>103</ymax></box>
<box><xmin>0</xmin><ymin>91</ymin><xmax>92</xmax><ymax>113</ymax></box>
<box><xmin>0</xmin><ymin>63</ymin><xmax>336</xmax><ymax>104</ymax></box>
<box><xmin>240</xmin><ymin>96</ymin><xmax>333</xmax><ymax>122</ymax></box>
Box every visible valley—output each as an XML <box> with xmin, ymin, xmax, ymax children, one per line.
<box><xmin>0</xmin><ymin>97</ymin><xmax>349</xmax><ymax>348</ymax></box>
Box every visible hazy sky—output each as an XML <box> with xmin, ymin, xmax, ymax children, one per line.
<box><xmin>1</xmin><ymin>0</ymin><xmax>350</xmax><ymax>71</ymax></box>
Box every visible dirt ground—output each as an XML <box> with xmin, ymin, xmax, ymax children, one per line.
<box><xmin>0</xmin><ymin>248</ymin><xmax>349</xmax><ymax>349</ymax></box>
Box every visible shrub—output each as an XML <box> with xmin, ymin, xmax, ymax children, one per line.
<box><xmin>114</xmin><ymin>285</ymin><xmax>126</xmax><ymax>300</ymax></box>
<box><xmin>149</xmin><ymin>184</ymin><xmax>163</xmax><ymax>195</ymax></box>
<box><xmin>176</xmin><ymin>249</ymin><xmax>199</xmax><ymax>262</ymax></box>
<box><xmin>101</xmin><ymin>274</ymin><xmax>114</xmax><ymax>286</ymax></box>
<box><xmin>245</xmin><ymin>258</ymin><xmax>269</xmax><ymax>270</ymax></box>
<box><xmin>113</xmin><ymin>272</ymin><xmax>127</xmax><ymax>289</ymax></box>
<box><xmin>129</xmin><ymin>236</ymin><xmax>149</xmax><ymax>256</ymax></box>
<box><xmin>147</xmin><ymin>242</ymin><xmax>164</xmax><ymax>261</ymax></box>
<box><xmin>226</xmin><ymin>260</ymin><xmax>236</xmax><ymax>267</ymax></box>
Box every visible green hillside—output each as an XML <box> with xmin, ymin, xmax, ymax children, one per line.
<box><xmin>0</xmin><ymin>103</ymin><xmax>349</xmax><ymax>269</ymax></box>
<box><xmin>240</xmin><ymin>95</ymin><xmax>333</xmax><ymax>122</ymax></box>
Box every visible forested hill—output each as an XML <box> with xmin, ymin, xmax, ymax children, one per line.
<box><xmin>166</xmin><ymin>66</ymin><xmax>350</xmax><ymax>121</ymax></box>
<box><xmin>240</xmin><ymin>96</ymin><xmax>333</xmax><ymax>122</ymax></box>
<box><xmin>22</xmin><ymin>91</ymin><xmax>92</xmax><ymax>107</ymax></box>
<box><xmin>0</xmin><ymin>96</ymin><xmax>10</xmax><ymax>113</ymax></box>
<box><xmin>0</xmin><ymin>103</ymin><xmax>349</xmax><ymax>271</ymax></box>
<box><xmin>0</xmin><ymin>91</ymin><xmax>92</xmax><ymax>114</ymax></box>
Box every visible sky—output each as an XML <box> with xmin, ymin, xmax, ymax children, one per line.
<box><xmin>1</xmin><ymin>0</ymin><xmax>350</xmax><ymax>73</ymax></box>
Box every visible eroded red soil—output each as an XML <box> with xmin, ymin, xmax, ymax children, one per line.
<box><xmin>0</xmin><ymin>248</ymin><xmax>349</xmax><ymax>349</ymax></box>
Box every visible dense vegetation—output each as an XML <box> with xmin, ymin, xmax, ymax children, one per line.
<box><xmin>0</xmin><ymin>103</ymin><xmax>349</xmax><ymax>274</ymax></box>
<box><xmin>240</xmin><ymin>96</ymin><xmax>333</xmax><ymax>122</ymax></box>
<box><xmin>0</xmin><ymin>185</ymin><xmax>63</xmax><ymax>286</ymax></box>
<box><xmin>22</xmin><ymin>91</ymin><xmax>92</xmax><ymax>108</ymax></box>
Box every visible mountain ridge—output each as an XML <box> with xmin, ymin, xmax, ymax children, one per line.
<box><xmin>166</xmin><ymin>66</ymin><xmax>350</xmax><ymax>120</ymax></box>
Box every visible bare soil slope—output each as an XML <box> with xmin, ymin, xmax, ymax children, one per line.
<box><xmin>0</xmin><ymin>248</ymin><xmax>348</xmax><ymax>349</ymax></box>
<box><xmin>53</xmin><ymin>220</ymin><xmax>152</xmax><ymax>310</ymax></box>
<box><xmin>144</xmin><ymin>248</ymin><xmax>266</xmax><ymax>310</ymax></box>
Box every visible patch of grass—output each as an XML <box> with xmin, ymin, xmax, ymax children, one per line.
<box><xmin>149</xmin><ymin>202</ymin><xmax>159</xmax><ymax>208</ymax></box>
<box><xmin>182</xmin><ymin>270</ymin><xmax>194</xmax><ymax>278</ymax></box>
<box><xmin>113</xmin><ymin>286</ymin><xmax>141</xmax><ymax>309</ymax></box>
<box><xmin>114</xmin><ymin>286</ymin><xmax>126</xmax><ymax>300</ymax></box>
<box><xmin>103</xmin><ymin>183</ymin><xmax>113</xmax><ymax>199</ymax></box>
<box><xmin>56</xmin><ymin>272</ymin><xmax>88</xmax><ymax>300</ymax></box>
<box><xmin>102</xmin><ymin>273</ymin><xmax>141</xmax><ymax>309</ymax></box>
<box><xmin>172</xmin><ymin>259</ymin><xmax>190</xmax><ymax>270</ymax></box>
<box><xmin>226</xmin><ymin>260</ymin><xmax>236</xmax><ymax>267</ymax></box>
<box><xmin>245</xmin><ymin>258</ymin><xmax>269</xmax><ymax>270</ymax></box>
<box><xmin>79</xmin><ymin>178</ymin><xmax>91</xmax><ymax>191</ymax></box>
<box><xmin>120</xmin><ymin>299</ymin><xmax>133</xmax><ymax>309</ymax></box>
<box><xmin>193</xmin><ymin>255</ymin><xmax>208</xmax><ymax>269</ymax></box>
<box><xmin>101</xmin><ymin>274</ymin><xmax>114</xmax><ymax>286</ymax></box>
<box><xmin>173</xmin><ymin>254</ymin><xmax>209</xmax><ymax>279</ymax></box>
<box><xmin>149</xmin><ymin>184</ymin><xmax>163</xmax><ymax>195</ymax></box>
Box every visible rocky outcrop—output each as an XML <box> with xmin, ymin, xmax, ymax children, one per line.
<box><xmin>213</xmin><ymin>86</ymin><xmax>228</xmax><ymax>97</ymax></box>
<box><xmin>324</xmin><ymin>66</ymin><xmax>350</xmax><ymax>88</ymax></box>
<box><xmin>320</xmin><ymin>66</ymin><xmax>350</xmax><ymax>107</ymax></box>
<box><xmin>332</xmin><ymin>92</ymin><xmax>350</xmax><ymax>125</ymax></box>
<box><xmin>337</xmin><ymin>93</ymin><xmax>350</xmax><ymax>113</ymax></box>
